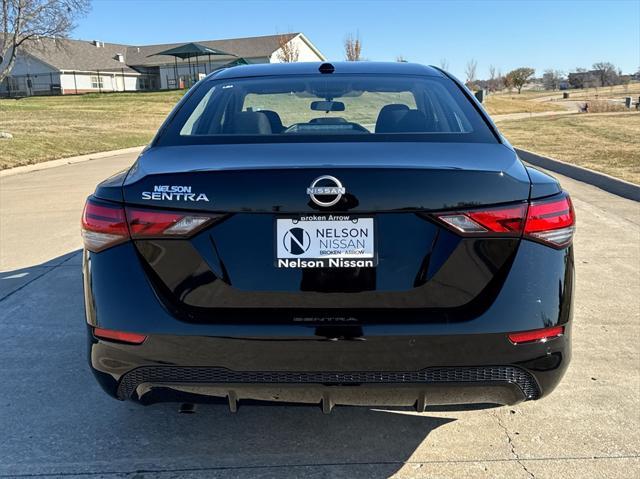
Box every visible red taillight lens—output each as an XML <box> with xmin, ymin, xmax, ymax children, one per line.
<box><xmin>524</xmin><ymin>195</ymin><xmax>575</xmax><ymax>248</ymax></box>
<box><xmin>94</xmin><ymin>327</ymin><xmax>146</xmax><ymax>344</ymax></box>
<box><xmin>81</xmin><ymin>199</ymin><xmax>128</xmax><ymax>252</ymax></box>
<box><xmin>434</xmin><ymin>193</ymin><xmax>575</xmax><ymax>248</ymax></box>
<box><xmin>508</xmin><ymin>326</ymin><xmax>564</xmax><ymax>345</ymax></box>
<box><xmin>81</xmin><ymin>198</ymin><xmax>215</xmax><ymax>252</ymax></box>
<box><xmin>437</xmin><ymin>204</ymin><xmax>526</xmax><ymax>235</ymax></box>
<box><xmin>466</xmin><ymin>205</ymin><xmax>527</xmax><ymax>233</ymax></box>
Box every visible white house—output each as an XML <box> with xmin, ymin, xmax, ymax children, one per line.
<box><xmin>0</xmin><ymin>33</ymin><xmax>325</xmax><ymax>96</ymax></box>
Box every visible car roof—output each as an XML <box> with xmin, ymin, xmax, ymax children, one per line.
<box><xmin>209</xmin><ymin>61</ymin><xmax>444</xmax><ymax>80</ymax></box>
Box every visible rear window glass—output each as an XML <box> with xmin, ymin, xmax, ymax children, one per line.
<box><xmin>159</xmin><ymin>74</ymin><xmax>497</xmax><ymax>145</ymax></box>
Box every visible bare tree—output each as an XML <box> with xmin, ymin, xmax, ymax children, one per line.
<box><xmin>487</xmin><ymin>64</ymin><xmax>501</xmax><ymax>92</ymax></box>
<box><xmin>543</xmin><ymin>69</ymin><xmax>563</xmax><ymax>91</ymax></box>
<box><xmin>439</xmin><ymin>58</ymin><xmax>449</xmax><ymax>71</ymax></box>
<box><xmin>344</xmin><ymin>32</ymin><xmax>362</xmax><ymax>61</ymax></box>
<box><xmin>1</xmin><ymin>0</ymin><xmax>90</xmax><ymax>82</ymax></box>
<box><xmin>275</xmin><ymin>33</ymin><xmax>299</xmax><ymax>63</ymax></box>
<box><xmin>592</xmin><ymin>61</ymin><xmax>619</xmax><ymax>86</ymax></box>
<box><xmin>464</xmin><ymin>58</ymin><xmax>477</xmax><ymax>86</ymax></box>
<box><xmin>488</xmin><ymin>65</ymin><xmax>496</xmax><ymax>81</ymax></box>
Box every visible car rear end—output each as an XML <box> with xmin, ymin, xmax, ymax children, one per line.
<box><xmin>82</xmin><ymin>63</ymin><xmax>574</xmax><ymax>411</ymax></box>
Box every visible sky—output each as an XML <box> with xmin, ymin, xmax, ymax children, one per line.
<box><xmin>74</xmin><ymin>0</ymin><xmax>640</xmax><ymax>79</ymax></box>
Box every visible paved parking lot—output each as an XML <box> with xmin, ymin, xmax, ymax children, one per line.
<box><xmin>0</xmin><ymin>152</ymin><xmax>638</xmax><ymax>478</ymax></box>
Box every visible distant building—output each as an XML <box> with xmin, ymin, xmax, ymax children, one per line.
<box><xmin>0</xmin><ymin>33</ymin><xmax>325</xmax><ymax>96</ymax></box>
<box><xmin>568</xmin><ymin>70</ymin><xmax>600</xmax><ymax>89</ymax></box>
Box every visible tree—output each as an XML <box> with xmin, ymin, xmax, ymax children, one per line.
<box><xmin>1</xmin><ymin>0</ymin><xmax>90</xmax><ymax>83</ymax></box>
<box><xmin>439</xmin><ymin>58</ymin><xmax>449</xmax><ymax>71</ymax></box>
<box><xmin>344</xmin><ymin>32</ymin><xmax>362</xmax><ymax>61</ymax></box>
<box><xmin>592</xmin><ymin>61</ymin><xmax>619</xmax><ymax>86</ymax></box>
<box><xmin>543</xmin><ymin>69</ymin><xmax>563</xmax><ymax>91</ymax></box>
<box><xmin>487</xmin><ymin>64</ymin><xmax>502</xmax><ymax>92</ymax></box>
<box><xmin>464</xmin><ymin>58</ymin><xmax>477</xmax><ymax>86</ymax></box>
<box><xmin>275</xmin><ymin>33</ymin><xmax>299</xmax><ymax>63</ymax></box>
<box><xmin>506</xmin><ymin>67</ymin><xmax>535</xmax><ymax>93</ymax></box>
<box><xmin>503</xmin><ymin>73</ymin><xmax>513</xmax><ymax>92</ymax></box>
<box><xmin>488</xmin><ymin>64</ymin><xmax>496</xmax><ymax>80</ymax></box>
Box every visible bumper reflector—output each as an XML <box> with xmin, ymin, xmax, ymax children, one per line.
<box><xmin>94</xmin><ymin>327</ymin><xmax>146</xmax><ymax>344</ymax></box>
<box><xmin>508</xmin><ymin>326</ymin><xmax>564</xmax><ymax>345</ymax></box>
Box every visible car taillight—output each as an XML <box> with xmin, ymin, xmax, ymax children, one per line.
<box><xmin>126</xmin><ymin>208</ymin><xmax>212</xmax><ymax>238</ymax></box>
<box><xmin>81</xmin><ymin>200</ymin><xmax>129</xmax><ymax>252</ymax></box>
<box><xmin>524</xmin><ymin>195</ymin><xmax>575</xmax><ymax>248</ymax></box>
<box><xmin>435</xmin><ymin>193</ymin><xmax>575</xmax><ymax>248</ymax></box>
<box><xmin>508</xmin><ymin>325</ymin><xmax>564</xmax><ymax>345</ymax></box>
<box><xmin>81</xmin><ymin>198</ymin><xmax>214</xmax><ymax>252</ymax></box>
<box><xmin>438</xmin><ymin>204</ymin><xmax>526</xmax><ymax>236</ymax></box>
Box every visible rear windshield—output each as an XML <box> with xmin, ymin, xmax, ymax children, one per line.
<box><xmin>157</xmin><ymin>74</ymin><xmax>497</xmax><ymax>145</ymax></box>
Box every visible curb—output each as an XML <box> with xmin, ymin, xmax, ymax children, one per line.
<box><xmin>516</xmin><ymin>148</ymin><xmax>640</xmax><ymax>202</ymax></box>
<box><xmin>0</xmin><ymin>146</ymin><xmax>145</xmax><ymax>178</ymax></box>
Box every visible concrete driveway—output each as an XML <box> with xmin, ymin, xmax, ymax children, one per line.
<box><xmin>0</xmin><ymin>151</ymin><xmax>638</xmax><ymax>478</ymax></box>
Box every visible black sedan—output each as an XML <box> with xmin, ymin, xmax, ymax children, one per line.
<box><xmin>82</xmin><ymin>62</ymin><xmax>574</xmax><ymax>412</ymax></box>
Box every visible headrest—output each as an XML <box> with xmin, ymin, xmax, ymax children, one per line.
<box><xmin>230</xmin><ymin>111</ymin><xmax>272</xmax><ymax>134</ymax></box>
<box><xmin>375</xmin><ymin>104</ymin><xmax>410</xmax><ymax>133</ymax></box>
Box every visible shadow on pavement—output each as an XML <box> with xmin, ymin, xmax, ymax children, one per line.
<box><xmin>0</xmin><ymin>251</ymin><xmax>457</xmax><ymax>477</ymax></box>
<box><xmin>0</xmin><ymin>250</ymin><xmax>81</xmax><ymax>299</ymax></box>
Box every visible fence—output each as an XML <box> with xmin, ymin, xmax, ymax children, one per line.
<box><xmin>0</xmin><ymin>70</ymin><xmax>159</xmax><ymax>98</ymax></box>
<box><xmin>0</xmin><ymin>72</ymin><xmax>62</xmax><ymax>98</ymax></box>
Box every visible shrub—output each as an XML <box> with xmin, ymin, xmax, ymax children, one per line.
<box><xmin>585</xmin><ymin>100</ymin><xmax>627</xmax><ymax>113</ymax></box>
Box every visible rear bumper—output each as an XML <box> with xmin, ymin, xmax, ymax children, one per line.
<box><xmin>84</xmin><ymin>239</ymin><xmax>574</xmax><ymax>410</ymax></box>
<box><xmin>89</xmin><ymin>326</ymin><xmax>571</xmax><ymax>410</ymax></box>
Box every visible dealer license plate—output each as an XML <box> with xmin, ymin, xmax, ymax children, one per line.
<box><xmin>275</xmin><ymin>215</ymin><xmax>376</xmax><ymax>268</ymax></box>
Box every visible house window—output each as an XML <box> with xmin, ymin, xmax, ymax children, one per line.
<box><xmin>90</xmin><ymin>75</ymin><xmax>104</xmax><ymax>89</ymax></box>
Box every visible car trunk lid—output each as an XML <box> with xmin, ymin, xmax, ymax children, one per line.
<box><xmin>119</xmin><ymin>142</ymin><xmax>530</xmax><ymax>321</ymax></box>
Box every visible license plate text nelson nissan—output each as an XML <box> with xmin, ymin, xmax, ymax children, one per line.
<box><xmin>82</xmin><ymin>62</ymin><xmax>574</xmax><ymax>412</ymax></box>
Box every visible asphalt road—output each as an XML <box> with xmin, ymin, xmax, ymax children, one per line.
<box><xmin>0</xmin><ymin>151</ymin><xmax>639</xmax><ymax>478</ymax></box>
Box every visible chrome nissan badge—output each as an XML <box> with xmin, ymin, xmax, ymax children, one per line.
<box><xmin>307</xmin><ymin>175</ymin><xmax>346</xmax><ymax>207</ymax></box>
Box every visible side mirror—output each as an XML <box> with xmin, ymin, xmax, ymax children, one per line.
<box><xmin>310</xmin><ymin>100</ymin><xmax>345</xmax><ymax>112</ymax></box>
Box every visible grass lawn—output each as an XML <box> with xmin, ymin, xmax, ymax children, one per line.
<box><xmin>0</xmin><ymin>91</ymin><xmax>183</xmax><ymax>169</ymax></box>
<box><xmin>553</xmin><ymin>82</ymin><xmax>640</xmax><ymax>101</ymax></box>
<box><xmin>483</xmin><ymin>95</ymin><xmax>565</xmax><ymax>115</ymax></box>
<box><xmin>496</xmin><ymin>82</ymin><xmax>640</xmax><ymax>101</ymax></box>
<box><xmin>499</xmin><ymin>112</ymin><xmax>640</xmax><ymax>184</ymax></box>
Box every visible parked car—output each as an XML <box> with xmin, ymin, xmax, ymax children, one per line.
<box><xmin>82</xmin><ymin>62</ymin><xmax>574</xmax><ymax>412</ymax></box>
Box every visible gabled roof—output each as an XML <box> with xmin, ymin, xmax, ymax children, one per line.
<box><xmin>22</xmin><ymin>37</ymin><xmax>136</xmax><ymax>73</ymax></box>
<box><xmin>125</xmin><ymin>33</ymin><xmax>300</xmax><ymax>67</ymax></box>
<box><xmin>19</xmin><ymin>33</ymin><xmax>324</xmax><ymax>73</ymax></box>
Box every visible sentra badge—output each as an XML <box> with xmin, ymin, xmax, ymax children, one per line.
<box><xmin>141</xmin><ymin>185</ymin><xmax>210</xmax><ymax>202</ymax></box>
